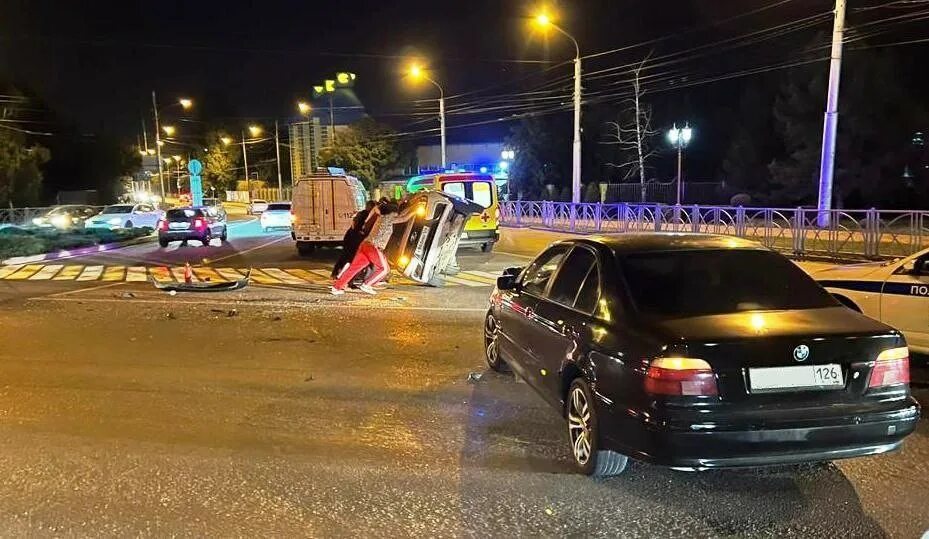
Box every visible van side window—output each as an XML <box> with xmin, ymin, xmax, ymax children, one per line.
<box><xmin>471</xmin><ymin>182</ymin><xmax>493</xmax><ymax>208</ymax></box>
<box><xmin>442</xmin><ymin>182</ymin><xmax>466</xmax><ymax>200</ymax></box>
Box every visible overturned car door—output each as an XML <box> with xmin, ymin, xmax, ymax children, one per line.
<box><xmin>384</xmin><ymin>192</ymin><xmax>482</xmax><ymax>287</ymax></box>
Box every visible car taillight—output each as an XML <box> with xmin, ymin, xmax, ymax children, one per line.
<box><xmin>645</xmin><ymin>357</ymin><xmax>718</xmax><ymax>396</ymax></box>
<box><xmin>868</xmin><ymin>347</ymin><xmax>910</xmax><ymax>389</ymax></box>
<box><xmin>157</xmin><ymin>219</ymin><xmax>168</xmax><ymax>230</ymax></box>
<box><xmin>290</xmin><ymin>211</ymin><xmax>296</xmax><ymax>223</ymax></box>
<box><xmin>193</xmin><ymin>218</ymin><xmax>205</xmax><ymax>229</ymax></box>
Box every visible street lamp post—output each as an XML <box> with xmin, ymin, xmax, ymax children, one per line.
<box><xmin>666</xmin><ymin>124</ymin><xmax>693</xmax><ymax>206</ymax></box>
<box><xmin>150</xmin><ymin>93</ymin><xmax>192</xmax><ymax>204</ymax></box>
<box><xmin>534</xmin><ymin>13</ymin><xmax>582</xmax><ymax>203</ymax></box>
<box><xmin>408</xmin><ymin>65</ymin><xmax>447</xmax><ymax>169</ymax></box>
<box><xmin>241</xmin><ymin>129</ymin><xmax>250</xmax><ymax>198</ymax></box>
<box><xmin>297</xmin><ymin>102</ymin><xmax>313</xmax><ymax>177</ymax></box>
<box><xmin>274</xmin><ymin>120</ymin><xmax>283</xmax><ymax>194</ymax></box>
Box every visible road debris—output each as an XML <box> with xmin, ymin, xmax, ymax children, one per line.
<box><xmin>467</xmin><ymin>372</ymin><xmax>484</xmax><ymax>383</ymax></box>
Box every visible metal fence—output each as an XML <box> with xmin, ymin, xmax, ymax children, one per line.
<box><xmin>601</xmin><ymin>181</ymin><xmax>727</xmax><ymax>205</ymax></box>
<box><xmin>500</xmin><ymin>201</ymin><xmax>929</xmax><ymax>260</ymax></box>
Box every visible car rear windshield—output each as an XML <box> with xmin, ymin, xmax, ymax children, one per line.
<box><xmin>620</xmin><ymin>249</ymin><xmax>837</xmax><ymax>318</ymax></box>
<box><xmin>101</xmin><ymin>205</ymin><xmax>133</xmax><ymax>214</ymax></box>
<box><xmin>166</xmin><ymin>209</ymin><xmax>199</xmax><ymax>220</ymax></box>
<box><xmin>267</xmin><ymin>203</ymin><xmax>291</xmax><ymax>211</ymax></box>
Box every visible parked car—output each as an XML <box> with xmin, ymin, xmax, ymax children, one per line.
<box><xmin>201</xmin><ymin>198</ymin><xmax>227</xmax><ymax>220</ymax></box>
<box><xmin>32</xmin><ymin>205</ymin><xmax>99</xmax><ymax>230</ymax></box>
<box><xmin>157</xmin><ymin>207</ymin><xmax>227</xmax><ymax>247</ymax></box>
<box><xmin>485</xmin><ymin>234</ymin><xmax>920</xmax><ymax>476</ymax></box>
<box><xmin>84</xmin><ymin>203</ymin><xmax>163</xmax><ymax>231</ymax></box>
<box><xmin>814</xmin><ymin>247</ymin><xmax>929</xmax><ymax>355</ymax></box>
<box><xmin>248</xmin><ymin>199</ymin><xmax>269</xmax><ymax>215</ymax></box>
<box><xmin>259</xmin><ymin>202</ymin><xmax>293</xmax><ymax>232</ymax></box>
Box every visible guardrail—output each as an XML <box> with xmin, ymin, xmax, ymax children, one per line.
<box><xmin>500</xmin><ymin>201</ymin><xmax>929</xmax><ymax>259</ymax></box>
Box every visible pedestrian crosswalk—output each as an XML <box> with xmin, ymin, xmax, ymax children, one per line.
<box><xmin>0</xmin><ymin>264</ymin><xmax>499</xmax><ymax>287</ymax></box>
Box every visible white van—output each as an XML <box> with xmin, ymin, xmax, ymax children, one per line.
<box><xmin>291</xmin><ymin>168</ymin><xmax>367</xmax><ymax>256</ymax></box>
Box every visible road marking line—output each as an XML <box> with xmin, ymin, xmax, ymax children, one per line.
<box><xmin>442</xmin><ymin>275</ymin><xmax>487</xmax><ymax>287</ymax></box>
<box><xmin>77</xmin><ymin>265</ymin><xmax>104</xmax><ymax>281</ymax></box>
<box><xmin>207</xmin><ymin>235</ymin><xmax>289</xmax><ymax>265</ymax></box>
<box><xmin>28</xmin><ymin>264</ymin><xmax>63</xmax><ymax>280</ymax></box>
<box><xmin>53</xmin><ymin>265</ymin><xmax>83</xmax><ymax>280</ymax></box>
<box><xmin>126</xmin><ymin>266</ymin><xmax>148</xmax><ymax>282</ymax></box>
<box><xmin>7</xmin><ymin>264</ymin><xmax>46</xmax><ymax>280</ymax></box>
<box><xmin>192</xmin><ymin>267</ymin><xmax>225</xmax><ymax>282</ymax></box>
<box><xmin>262</xmin><ymin>268</ymin><xmax>306</xmax><ymax>284</ymax></box>
<box><xmin>241</xmin><ymin>268</ymin><xmax>281</xmax><ymax>284</ymax></box>
<box><xmin>0</xmin><ymin>264</ymin><xmax>25</xmax><ymax>279</ymax></box>
<box><xmin>308</xmin><ymin>269</ymin><xmax>332</xmax><ymax>279</ymax></box>
<box><xmin>39</xmin><ymin>280</ymin><xmax>128</xmax><ymax>298</ymax></box>
<box><xmin>469</xmin><ymin>270</ymin><xmax>502</xmax><ymax>279</ymax></box>
<box><xmin>455</xmin><ymin>272</ymin><xmax>497</xmax><ymax>284</ymax></box>
<box><xmin>101</xmin><ymin>266</ymin><xmax>126</xmax><ymax>281</ymax></box>
<box><xmin>284</xmin><ymin>268</ymin><xmax>321</xmax><ymax>283</ymax></box>
<box><xmin>215</xmin><ymin>268</ymin><xmax>245</xmax><ymax>281</ymax></box>
<box><xmin>150</xmin><ymin>266</ymin><xmax>173</xmax><ymax>283</ymax></box>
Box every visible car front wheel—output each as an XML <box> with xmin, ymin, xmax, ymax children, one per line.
<box><xmin>483</xmin><ymin>313</ymin><xmax>509</xmax><ymax>372</ymax></box>
<box><xmin>567</xmin><ymin>378</ymin><xmax>628</xmax><ymax>477</ymax></box>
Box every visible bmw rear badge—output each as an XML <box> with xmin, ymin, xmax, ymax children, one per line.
<box><xmin>793</xmin><ymin>345</ymin><xmax>810</xmax><ymax>362</ymax></box>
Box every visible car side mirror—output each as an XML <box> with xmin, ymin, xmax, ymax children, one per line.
<box><xmin>502</xmin><ymin>266</ymin><xmax>523</xmax><ymax>277</ymax></box>
<box><xmin>896</xmin><ymin>260</ymin><xmax>927</xmax><ymax>276</ymax></box>
<box><xmin>497</xmin><ymin>274</ymin><xmax>519</xmax><ymax>291</ymax></box>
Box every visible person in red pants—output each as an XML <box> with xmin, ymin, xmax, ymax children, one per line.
<box><xmin>331</xmin><ymin>202</ymin><xmax>407</xmax><ymax>295</ymax></box>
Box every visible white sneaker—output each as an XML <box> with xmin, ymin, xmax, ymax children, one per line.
<box><xmin>358</xmin><ymin>284</ymin><xmax>377</xmax><ymax>295</ymax></box>
<box><xmin>330</xmin><ymin>286</ymin><xmax>345</xmax><ymax>296</ymax></box>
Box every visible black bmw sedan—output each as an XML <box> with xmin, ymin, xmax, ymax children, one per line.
<box><xmin>484</xmin><ymin>234</ymin><xmax>920</xmax><ymax>477</ymax></box>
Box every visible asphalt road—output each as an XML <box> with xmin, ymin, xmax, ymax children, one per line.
<box><xmin>0</xmin><ymin>219</ymin><xmax>927</xmax><ymax>537</ymax></box>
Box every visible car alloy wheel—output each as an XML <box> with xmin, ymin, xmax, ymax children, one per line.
<box><xmin>484</xmin><ymin>314</ymin><xmax>508</xmax><ymax>372</ymax></box>
<box><xmin>568</xmin><ymin>386</ymin><xmax>593</xmax><ymax>465</ymax></box>
<box><xmin>567</xmin><ymin>378</ymin><xmax>628</xmax><ymax>477</ymax></box>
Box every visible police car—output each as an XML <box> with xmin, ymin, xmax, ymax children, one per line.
<box><xmin>814</xmin><ymin>247</ymin><xmax>929</xmax><ymax>354</ymax></box>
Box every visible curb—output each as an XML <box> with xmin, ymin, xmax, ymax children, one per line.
<box><xmin>1</xmin><ymin>234</ymin><xmax>155</xmax><ymax>265</ymax></box>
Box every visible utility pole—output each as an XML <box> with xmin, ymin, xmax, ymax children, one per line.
<box><xmin>572</xmin><ymin>53</ymin><xmax>582</xmax><ymax>204</ymax></box>
<box><xmin>274</xmin><ymin>119</ymin><xmax>283</xmax><ymax>193</ymax></box>
<box><xmin>151</xmin><ymin>91</ymin><xmax>165</xmax><ymax>203</ymax></box>
<box><xmin>439</xmin><ymin>95</ymin><xmax>447</xmax><ymax>169</ymax></box>
<box><xmin>816</xmin><ymin>0</ymin><xmax>847</xmax><ymax>228</ymax></box>
<box><xmin>241</xmin><ymin>130</ymin><xmax>250</xmax><ymax>199</ymax></box>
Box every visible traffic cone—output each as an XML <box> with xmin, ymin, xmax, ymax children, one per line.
<box><xmin>184</xmin><ymin>262</ymin><xmax>193</xmax><ymax>284</ymax></box>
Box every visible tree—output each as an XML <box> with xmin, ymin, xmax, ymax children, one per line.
<box><xmin>505</xmin><ymin>116</ymin><xmax>570</xmax><ymax>199</ymax></box>
<box><xmin>318</xmin><ymin>118</ymin><xmax>400</xmax><ymax>188</ymax></box>
<box><xmin>201</xmin><ymin>131</ymin><xmax>242</xmax><ymax>192</ymax></box>
<box><xmin>599</xmin><ymin>56</ymin><xmax>658</xmax><ymax>202</ymax></box>
<box><xmin>0</xmin><ymin>127</ymin><xmax>50</xmax><ymax>207</ymax></box>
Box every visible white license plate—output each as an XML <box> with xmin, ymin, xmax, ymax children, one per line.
<box><xmin>749</xmin><ymin>364</ymin><xmax>844</xmax><ymax>392</ymax></box>
<box><xmin>414</xmin><ymin>225</ymin><xmax>430</xmax><ymax>258</ymax></box>
<box><xmin>169</xmin><ymin>222</ymin><xmax>190</xmax><ymax>230</ymax></box>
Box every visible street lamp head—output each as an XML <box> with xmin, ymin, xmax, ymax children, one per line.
<box><xmin>162</xmin><ymin>125</ymin><xmax>176</xmax><ymax>136</ymax></box>
<box><xmin>156</xmin><ymin>140</ymin><xmax>165</xmax><ymax>147</ymax></box>
<box><xmin>667</xmin><ymin>126</ymin><xmax>680</xmax><ymax>145</ymax></box>
<box><xmin>297</xmin><ymin>101</ymin><xmax>311</xmax><ymax>115</ymax></box>
<box><xmin>681</xmin><ymin>125</ymin><xmax>693</xmax><ymax>145</ymax></box>
<box><xmin>248</xmin><ymin>125</ymin><xmax>263</xmax><ymax>138</ymax></box>
<box><xmin>178</xmin><ymin>98</ymin><xmax>193</xmax><ymax>110</ymax></box>
<box><xmin>408</xmin><ymin>64</ymin><xmax>424</xmax><ymax>80</ymax></box>
<box><xmin>146</xmin><ymin>148</ymin><xmax>156</xmax><ymax>155</ymax></box>
<box><xmin>534</xmin><ymin>13</ymin><xmax>552</xmax><ymax>27</ymax></box>
<box><xmin>172</xmin><ymin>155</ymin><xmax>181</xmax><ymax>162</ymax></box>
<box><xmin>220</xmin><ymin>136</ymin><xmax>233</xmax><ymax>146</ymax></box>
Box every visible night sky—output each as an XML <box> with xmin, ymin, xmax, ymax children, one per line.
<box><xmin>0</xmin><ymin>0</ymin><xmax>922</xmax><ymax>164</ymax></box>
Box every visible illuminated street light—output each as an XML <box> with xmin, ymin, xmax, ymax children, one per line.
<box><xmin>172</xmin><ymin>155</ymin><xmax>182</xmax><ymax>162</ymax></box>
<box><xmin>406</xmin><ymin>63</ymin><xmax>446</xmax><ymax>169</ymax></box>
<box><xmin>163</xmin><ymin>125</ymin><xmax>176</xmax><ymax>136</ymax></box>
<box><xmin>297</xmin><ymin>101</ymin><xmax>311</xmax><ymax>115</ymax></box>
<box><xmin>531</xmin><ymin>8</ymin><xmax>582</xmax><ymax>203</ymax></box>
<box><xmin>248</xmin><ymin>125</ymin><xmax>263</xmax><ymax>138</ymax></box>
<box><xmin>220</xmin><ymin>136</ymin><xmax>233</xmax><ymax>146</ymax></box>
<box><xmin>667</xmin><ymin>123</ymin><xmax>694</xmax><ymax>205</ymax></box>
<box><xmin>179</xmin><ymin>98</ymin><xmax>193</xmax><ymax>110</ymax></box>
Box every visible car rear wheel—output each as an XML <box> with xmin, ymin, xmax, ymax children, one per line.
<box><xmin>220</xmin><ymin>229</ymin><xmax>228</xmax><ymax>242</ymax></box>
<box><xmin>480</xmin><ymin>242</ymin><xmax>494</xmax><ymax>253</ymax></box>
<box><xmin>568</xmin><ymin>378</ymin><xmax>628</xmax><ymax>477</ymax></box>
<box><xmin>158</xmin><ymin>238</ymin><xmax>169</xmax><ymax>248</ymax></box>
<box><xmin>483</xmin><ymin>313</ymin><xmax>509</xmax><ymax>372</ymax></box>
<box><xmin>202</xmin><ymin>235</ymin><xmax>211</xmax><ymax>247</ymax></box>
<box><xmin>125</xmin><ymin>220</ymin><xmax>134</xmax><ymax>229</ymax></box>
